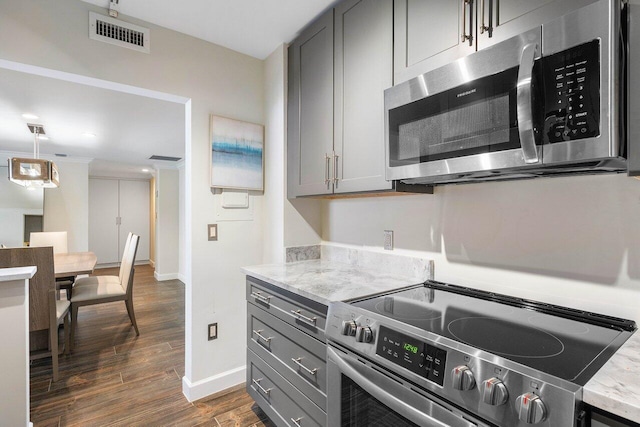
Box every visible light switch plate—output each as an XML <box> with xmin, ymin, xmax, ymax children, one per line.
<box><xmin>208</xmin><ymin>323</ymin><xmax>218</xmax><ymax>340</ymax></box>
<box><xmin>208</xmin><ymin>224</ymin><xmax>218</xmax><ymax>241</ymax></box>
<box><xmin>384</xmin><ymin>230</ymin><xmax>393</xmax><ymax>251</ymax></box>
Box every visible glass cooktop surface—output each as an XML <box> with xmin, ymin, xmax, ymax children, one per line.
<box><xmin>351</xmin><ymin>281</ymin><xmax>636</xmax><ymax>385</ymax></box>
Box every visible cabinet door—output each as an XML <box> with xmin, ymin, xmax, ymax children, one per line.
<box><xmin>287</xmin><ymin>10</ymin><xmax>334</xmax><ymax>197</ymax></box>
<box><xmin>119</xmin><ymin>180</ymin><xmax>150</xmax><ymax>263</ymax></box>
<box><xmin>477</xmin><ymin>0</ymin><xmax>596</xmax><ymax>50</ymax></box>
<box><xmin>394</xmin><ymin>0</ymin><xmax>475</xmax><ymax>84</ymax></box>
<box><xmin>89</xmin><ymin>178</ymin><xmax>119</xmax><ymax>264</ymax></box>
<box><xmin>333</xmin><ymin>0</ymin><xmax>394</xmax><ymax>194</ymax></box>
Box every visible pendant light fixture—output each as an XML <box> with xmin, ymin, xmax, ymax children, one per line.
<box><xmin>8</xmin><ymin>124</ymin><xmax>60</xmax><ymax>188</ymax></box>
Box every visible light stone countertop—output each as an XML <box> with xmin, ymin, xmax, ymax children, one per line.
<box><xmin>243</xmin><ymin>245</ymin><xmax>433</xmax><ymax>306</ymax></box>
<box><xmin>242</xmin><ymin>258</ymin><xmax>430</xmax><ymax>306</ymax></box>
<box><xmin>0</xmin><ymin>266</ymin><xmax>37</xmax><ymax>283</ymax></box>
<box><xmin>583</xmin><ymin>331</ymin><xmax>640</xmax><ymax>423</ymax></box>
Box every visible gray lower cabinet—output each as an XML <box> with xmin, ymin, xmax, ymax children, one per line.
<box><xmin>287</xmin><ymin>0</ymin><xmax>393</xmax><ymax>197</ymax></box>
<box><xmin>246</xmin><ymin>276</ymin><xmax>328</xmax><ymax>426</ymax></box>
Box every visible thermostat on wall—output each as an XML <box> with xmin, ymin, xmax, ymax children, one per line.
<box><xmin>221</xmin><ymin>190</ymin><xmax>249</xmax><ymax>208</ymax></box>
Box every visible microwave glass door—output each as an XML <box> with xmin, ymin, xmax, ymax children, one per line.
<box><xmin>388</xmin><ymin>66</ymin><xmax>540</xmax><ymax>167</ymax></box>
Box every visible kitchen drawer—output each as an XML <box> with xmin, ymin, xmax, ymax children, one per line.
<box><xmin>247</xmin><ymin>277</ymin><xmax>327</xmax><ymax>341</ymax></box>
<box><xmin>248</xmin><ymin>303</ymin><xmax>327</xmax><ymax>410</ymax></box>
<box><xmin>248</xmin><ymin>349</ymin><xmax>326</xmax><ymax>427</ymax></box>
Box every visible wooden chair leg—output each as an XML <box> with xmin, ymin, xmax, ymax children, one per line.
<box><xmin>50</xmin><ymin>320</ymin><xmax>59</xmax><ymax>382</ymax></box>
<box><xmin>70</xmin><ymin>304</ymin><xmax>78</xmax><ymax>351</ymax></box>
<box><xmin>63</xmin><ymin>312</ymin><xmax>70</xmax><ymax>355</ymax></box>
<box><xmin>125</xmin><ymin>298</ymin><xmax>139</xmax><ymax>336</ymax></box>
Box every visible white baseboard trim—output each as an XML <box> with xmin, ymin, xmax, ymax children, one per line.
<box><xmin>154</xmin><ymin>271</ymin><xmax>179</xmax><ymax>281</ymax></box>
<box><xmin>182</xmin><ymin>366</ymin><xmax>246</xmax><ymax>402</ymax></box>
<box><xmin>178</xmin><ymin>273</ymin><xmax>186</xmax><ymax>283</ymax></box>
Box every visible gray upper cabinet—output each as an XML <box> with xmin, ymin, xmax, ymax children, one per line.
<box><xmin>287</xmin><ymin>11</ymin><xmax>334</xmax><ymax>197</ymax></box>
<box><xmin>477</xmin><ymin>0</ymin><xmax>598</xmax><ymax>50</ymax></box>
<box><xmin>288</xmin><ymin>0</ymin><xmax>393</xmax><ymax>197</ymax></box>
<box><xmin>334</xmin><ymin>0</ymin><xmax>393</xmax><ymax>194</ymax></box>
<box><xmin>394</xmin><ymin>0</ymin><xmax>475</xmax><ymax>84</ymax></box>
<box><xmin>394</xmin><ymin>0</ymin><xmax>598</xmax><ymax>85</ymax></box>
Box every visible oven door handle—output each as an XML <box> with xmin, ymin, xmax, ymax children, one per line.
<box><xmin>328</xmin><ymin>347</ymin><xmax>477</xmax><ymax>427</ymax></box>
<box><xmin>517</xmin><ymin>42</ymin><xmax>540</xmax><ymax>164</ymax></box>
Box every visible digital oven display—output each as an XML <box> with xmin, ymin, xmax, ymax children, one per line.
<box><xmin>376</xmin><ymin>325</ymin><xmax>447</xmax><ymax>386</ymax></box>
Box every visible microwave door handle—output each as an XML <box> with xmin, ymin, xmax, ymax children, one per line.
<box><xmin>329</xmin><ymin>348</ymin><xmax>474</xmax><ymax>427</ymax></box>
<box><xmin>517</xmin><ymin>42</ymin><xmax>540</xmax><ymax>164</ymax></box>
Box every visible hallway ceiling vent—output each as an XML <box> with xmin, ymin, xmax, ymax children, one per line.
<box><xmin>89</xmin><ymin>12</ymin><xmax>150</xmax><ymax>54</ymax></box>
<box><xmin>149</xmin><ymin>155</ymin><xmax>182</xmax><ymax>162</ymax></box>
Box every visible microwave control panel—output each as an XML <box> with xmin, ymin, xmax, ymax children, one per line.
<box><xmin>376</xmin><ymin>325</ymin><xmax>447</xmax><ymax>386</ymax></box>
<box><xmin>542</xmin><ymin>39</ymin><xmax>600</xmax><ymax>144</ymax></box>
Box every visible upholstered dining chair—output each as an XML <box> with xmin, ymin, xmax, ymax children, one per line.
<box><xmin>69</xmin><ymin>234</ymin><xmax>140</xmax><ymax>349</ymax></box>
<box><xmin>29</xmin><ymin>231</ymin><xmax>68</xmax><ymax>254</ymax></box>
<box><xmin>30</xmin><ymin>231</ymin><xmax>74</xmax><ymax>298</ymax></box>
<box><xmin>49</xmin><ymin>287</ymin><xmax>70</xmax><ymax>382</ymax></box>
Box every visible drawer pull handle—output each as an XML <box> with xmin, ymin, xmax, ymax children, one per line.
<box><xmin>252</xmin><ymin>378</ymin><xmax>272</xmax><ymax>396</ymax></box>
<box><xmin>291</xmin><ymin>417</ymin><xmax>303</xmax><ymax>427</ymax></box>
<box><xmin>253</xmin><ymin>329</ymin><xmax>273</xmax><ymax>345</ymax></box>
<box><xmin>291</xmin><ymin>357</ymin><xmax>318</xmax><ymax>377</ymax></box>
<box><xmin>290</xmin><ymin>309</ymin><xmax>317</xmax><ymax>325</ymax></box>
<box><xmin>251</xmin><ymin>291</ymin><xmax>271</xmax><ymax>304</ymax></box>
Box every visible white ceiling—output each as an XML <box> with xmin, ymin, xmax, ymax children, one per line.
<box><xmin>0</xmin><ymin>67</ymin><xmax>185</xmax><ymax>178</ymax></box>
<box><xmin>81</xmin><ymin>0</ymin><xmax>336</xmax><ymax>59</ymax></box>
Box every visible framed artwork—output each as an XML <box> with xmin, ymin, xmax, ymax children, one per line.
<box><xmin>210</xmin><ymin>115</ymin><xmax>264</xmax><ymax>191</ymax></box>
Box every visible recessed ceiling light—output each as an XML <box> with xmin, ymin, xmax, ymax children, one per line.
<box><xmin>22</xmin><ymin>113</ymin><xmax>39</xmax><ymax>120</ymax></box>
<box><xmin>142</xmin><ymin>168</ymin><xmax>150</xmax><ymax>173</ymax></box>
<box><xmin>82</xmin><ymin>132</ymin><xmax>96</xmax><ymax>138</ymax></box>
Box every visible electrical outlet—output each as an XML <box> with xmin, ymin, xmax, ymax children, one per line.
<box><xmin>384</xmin><ymin>230</ymin><xmax>393</xmax><ymax>251</ymax></box>
<box><xmin>208</xmin><ymin>323</ymin><xmax>218</xmax><ymax>340</ymax></box>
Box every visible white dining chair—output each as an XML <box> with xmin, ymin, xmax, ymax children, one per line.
<box><xmin>70</xmin><ymin>234</ymin><xmax>140</xmax><ymax>349</ymax></box>
<box><xmin>29</xmin><ymin>231</ymin><xmax>68</xmax><ymax>254</ymax></box>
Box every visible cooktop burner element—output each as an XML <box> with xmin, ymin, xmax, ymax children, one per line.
<box><xmin>447</xmin><ymin>316</ymin><xmax>565</xmax><ymax>358</ymax></box>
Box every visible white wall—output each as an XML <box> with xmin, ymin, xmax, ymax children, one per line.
<box><xmin>43</xmin><ymin>161</ymin><xmax>89</xmax><ymax>252</ymax></box>
<box><xmin>0</xmin><ymin>165</ymin><xmax>43</xmax><ymax>248</ymax></box>
<box><xmin>178</xmin><ymin>162</ymin><xmax>186</xmax><ymax>282</ymax></box>
<box><xmin>155</xmin><ymin>168</ymin><xmax>180</xmax><ymax>280</ymax></box>
<box><xmin>0</xmin><ymin>0</ymin><xmax>264</xmax><ymax>399</ymax></box>
<box><xmin>323</xmin><ymin>174</ymin><xmax>640</xmax><ymax>322</ymax></box>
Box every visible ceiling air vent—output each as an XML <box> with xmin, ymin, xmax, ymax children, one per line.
<box><xmin>89</xmin><ymin>12</ymin><xmax>150</xmax><ymax>53</ymax></box>
<box><xmin>149</xmin><ymin>155</ymin><xmax>182</xmax><ymax>162</ymax></box>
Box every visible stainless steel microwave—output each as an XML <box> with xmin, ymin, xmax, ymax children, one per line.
<box><xmin>384</xmin><ymin>0</ymin><xmax>627</xmax><ymax>185</ymax></box>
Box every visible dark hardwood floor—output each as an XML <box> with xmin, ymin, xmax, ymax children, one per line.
<box><xmin>30</xmin><ymin>265</ymin><xmax>274</xmax><ymax>427</ymax></box>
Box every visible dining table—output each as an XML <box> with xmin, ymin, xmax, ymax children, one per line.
<box><xmin>54</xmin><ymin>251</ymin><xmax>98</xmax><ymax>279</ymax></box>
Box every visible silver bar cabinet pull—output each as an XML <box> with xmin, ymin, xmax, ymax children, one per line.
<box><xmin>250</xmin><ymin>291</ymin><xmax>271</xmax><ymax>305</ymax></box>
<box><xmin>333</xmin><ymin>152</ymin><xmax>339</xmax><ymax>184</ymax></box>
<box><xmin>252</xmin><ymin>378</ymin><xmax>271</xmax><ymax>396</ymax></box>
<box><xmin>290</xmin><ymin>309</ymin><xmax>317</xmax><ymax>325</ymax></box>
<box><xmin>252</xmin><ymin>329</ymin><xmax>273</xmax><ymax>345</ymax></box>
<box><xmin>290</xmin><ymin>417</ymin><xmax>303</xmax><ymax>427</ymax></box>
<box><xmin>291</xmin><ymin>357</ymin><xmax>318</xmax><ymax>376</ymax></box>
<box><xmin>324</xmin><ymin>153</ymin><xmax>331</xmax><ymax>185</ymax></box>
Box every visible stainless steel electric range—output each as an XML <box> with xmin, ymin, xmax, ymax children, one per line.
<box><xmin>325</xmin><ymin>281</ymin><xmax>636</xmax><ymax>427</ymax></box>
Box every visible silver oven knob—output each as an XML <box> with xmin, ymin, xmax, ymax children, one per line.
<box><xmin>341</xmin><ymin>320</ymin><xmax>357</xmax><ymax>336</ymax></box>
<box><xmin>482</xmin><ymin>378</ymin><xmax>509</xmax><ymax>406</ymax></box>
<box><xmin>516</xmin><ymin>392</ymin><xmax>547</xmax><ymax>424</ymax></box>
<box><xmin>451</xmin><ymin>366</ymin><xmax>476</xmax><ymax>391</ymax></box>
<box><xmin>355</xmin><ymin>326</ymin><xmax>373</xmax><ymax>343</ymax></box>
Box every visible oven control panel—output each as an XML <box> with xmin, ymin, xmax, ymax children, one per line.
<box><xmin>376</xmin><ymin>326</ymin><xmax>447</xmax><ymax>386</ymax></box>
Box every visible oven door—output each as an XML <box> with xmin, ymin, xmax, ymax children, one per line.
<box><xmin>327</xmin><ymin>346</ymin><xmax>487</xmax><ymax>427</ymax></box>
<box><xmin>384</xmin><ymin>28</ymin><xmax>543</xmax><ymax>183</ymax></box>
